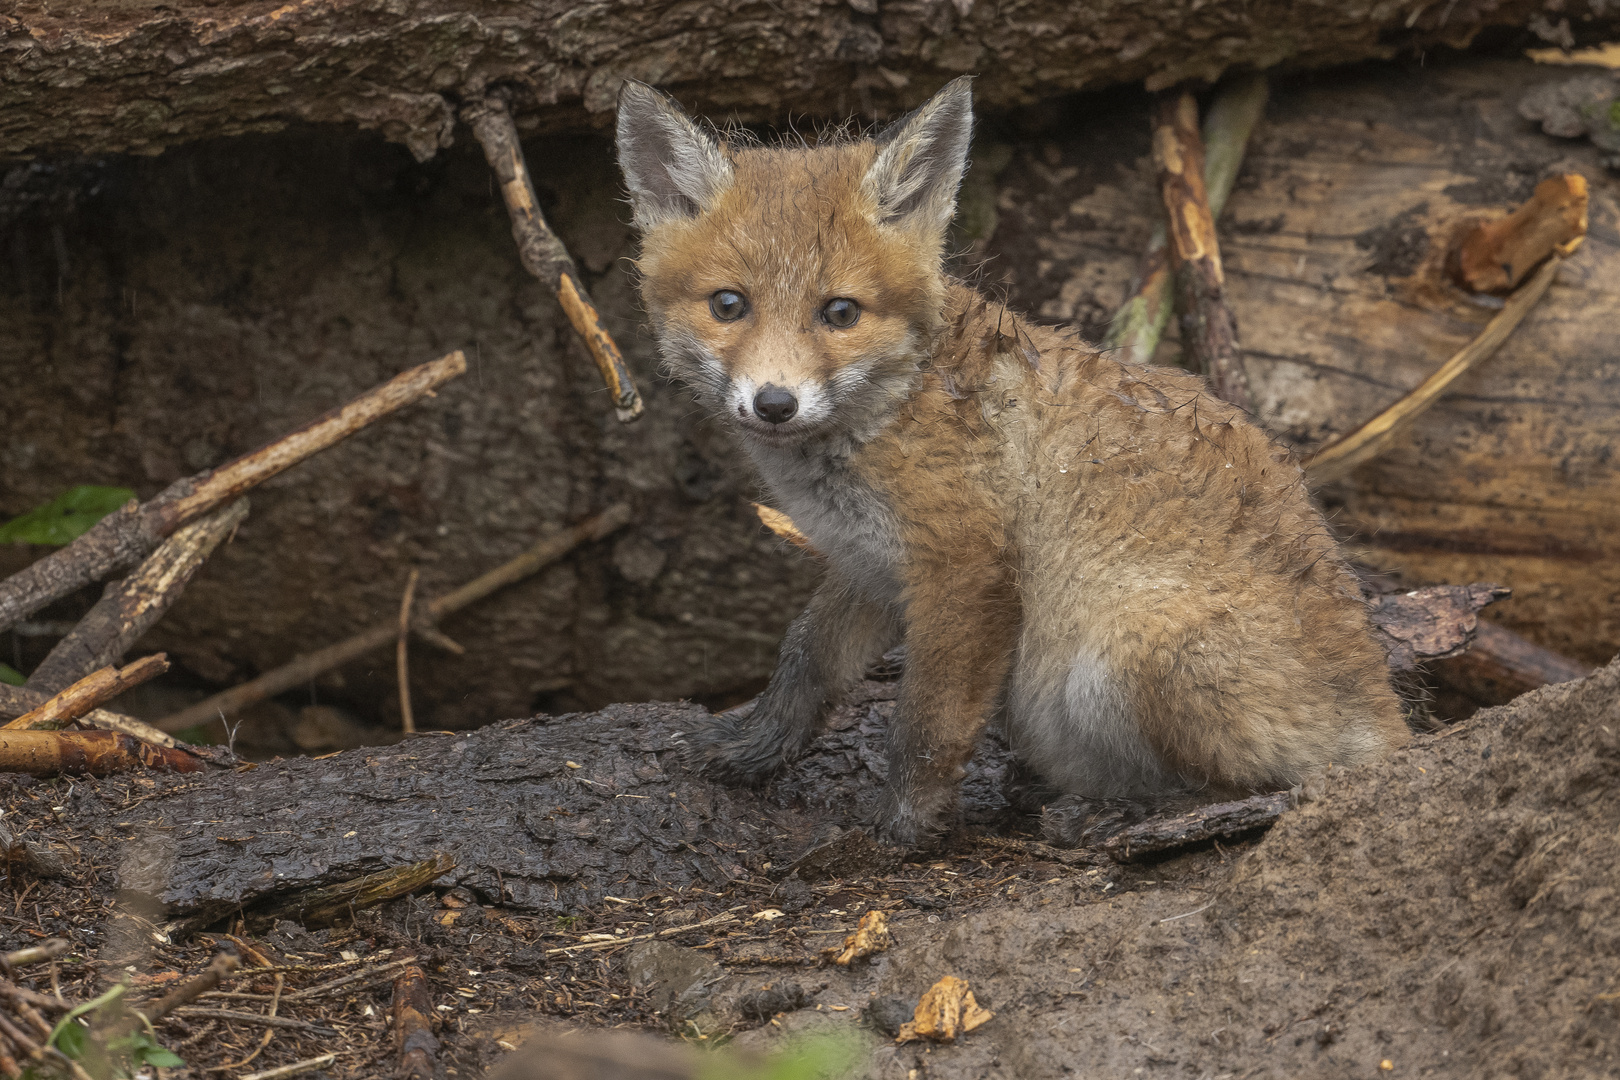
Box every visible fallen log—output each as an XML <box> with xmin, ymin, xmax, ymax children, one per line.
<box><xmin>465</xmin><ymin>95</ymin><xmax>643</xmax><ymax>423</ymax></box>
<box><xmin>23</xmin><ymin>500</ymin><xmax>247</xmax><ymax>694</ymax></box>
<box><xmin>154</xmin><ymin>502</ymin><xmax>632</xmax><ymax>733</ymax></box>
<box><xmin>1151</xmin><ymin>89</ymin><xmax>1251</xmax><ymax>409</ymax></box>
<box><xmin>3</xmin><ymin>654</ymin><xmax>170</xmax><ymax>731</ymax></box>
<box><xmin>0</xmin><ymin>353</ymin><xmax>465</xmax><ymax>637</ymax></box>
<box><xmin>1432</xmin><ymin>619</ymin><xmax>1594</xmax><ymax>707</ymax></box>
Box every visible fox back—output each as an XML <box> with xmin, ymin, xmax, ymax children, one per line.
<box><xmin>617</xmin><ymin>78</ymin><xmax>1407</xmax><ymax>848</ymax></box>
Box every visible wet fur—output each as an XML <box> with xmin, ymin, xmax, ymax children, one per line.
<box><xmin>617</xmin><ymin>79</ymin><xmax>1407</xmax><ymax>849</ymax></box>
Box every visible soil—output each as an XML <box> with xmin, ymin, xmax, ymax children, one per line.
<box><xmin>3</xmin><ymin>658</ymin><xmax>1615</xmax><ymax>1078</ymax></box>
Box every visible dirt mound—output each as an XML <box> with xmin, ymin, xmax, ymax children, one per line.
<box><xmin>835</xmin><ymin>658</ymin><xmax>1620</xmax><ymax>1078</ymax></box>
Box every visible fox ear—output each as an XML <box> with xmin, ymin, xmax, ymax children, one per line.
<box><xmin>616</xmin><ymin>80</ymin><xmax>734</xmax><ymax>231</ymax></box>
<box><xmin>862</xmin><ymin>76</ymin><xmax>975</xmax><ymax>234</ymax></box>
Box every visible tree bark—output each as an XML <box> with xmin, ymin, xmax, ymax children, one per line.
<box><xmin>2</xmin><ymin>2</ymin><xmax>1612</xmax><ymax>161</ymax></box>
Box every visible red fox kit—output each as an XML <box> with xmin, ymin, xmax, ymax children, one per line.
<box><xmin>616</xmin><ymin>77</ymin><xmax>1408</xmax><ymax>848</ymax></box>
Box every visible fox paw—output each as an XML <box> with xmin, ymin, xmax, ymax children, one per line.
<box><xmin>678</xmin><ymin>702</ymin><xmax>792</xmax><ymax>785</ymax></box>
<box><xmin>873</xmin><ymin>793</ymin><xmax>952</xmax><ymax>853</ymax></box>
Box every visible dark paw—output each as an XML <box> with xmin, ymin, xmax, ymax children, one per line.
<box><xmin>874</xmin><ymin>792</ymin><xmax>953</xmax><ymax>853</ymax></box>
<box><xmin>678</xmin><ymin>702</ymin><xmax>790</xmax><ymax>785</ymax></box>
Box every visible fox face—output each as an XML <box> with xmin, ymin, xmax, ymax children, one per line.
<box><xmin>617</xmin><ymin>79</ymin><xmax>974</xmax><ymax>448</ymax></box>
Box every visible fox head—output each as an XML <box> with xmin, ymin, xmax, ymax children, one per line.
<box><xmin>616</xmin><ymin>78</ymin><xmax>974</xmax><ymax>447</ymax></box>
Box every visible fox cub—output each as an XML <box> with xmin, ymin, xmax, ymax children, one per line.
<box><xmin>616</xmin><ymin>77</ymin><xmax>1408</xmax><ymax>848</ymax></box>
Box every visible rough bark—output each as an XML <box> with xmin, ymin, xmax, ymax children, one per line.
<box><xmin>2</xmin><ymin>2</ymin><xmax>1614</xmax><ymax>162</ymax></box>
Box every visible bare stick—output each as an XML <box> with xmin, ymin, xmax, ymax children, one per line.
<box><xmin>1455</xmin><ymin>174</ymin><xmax>1587</xmax><ymax>293</ymax></box>
<box><xmin>397</xmin><ymin>568</ymin><xmax>420</xmax><ymax>735</ymax></box>
<box><xmin>466</xmin><ymin>96</ymin><xmax>644</xmax><ymax>423</ymax></box>
<box><xmin>169</xmin><ymin>1009</ymin><xmax>336</xmax><ymax>1035</ymax></box>
<box><xmin>1305</xmin><ymin>256</ymin><xmax>1560</xmax><ymax>483</ymax></box>
<box><xmin>544</xmin><ymin>906</ymin><xmax>745</xmax><ymax>956</ymax></box>
<box><xmin>2</xmin><ymin>940</ymin><xmax>69</xmax><ymax>970</ymax></box>
<box><xmin>239</xmin><ymin>1054</ymin><xmax>337</xmax><ymax>1080</ymax></box>
<box><xmin>1107</xmin><ymin>73</ymin><xmax>1267</xmax><ymax>366</ymax></box>
<box><xmin>1152</xmin><ymin>90</ymin><xmax>1252</xmax><ymax>408</ymax></box>
<box><xmin>0</xmin><ymin>728</ymin><xmax>205</xmax><ymax>778</ymax></box>
<box><xmin>391</xmin><ymin>957</ymin><xmax>438</xmax><ymax>1080</ymax></box>
<box><xmin>4</xmin><ymin>655</ymin><xmax>170</xmax><ymax>731</ymax></box>
<box><xmin>25</xmin><ymin>500</ymin><xmax>247</xmax><ymax>694</ymax></box>
<box><xmin>0</xmin><ymin>352</ymin><xmax>466</xmax><ymax>636</ymax></box>
<box><xmin>0</xmin><ymin>683</ymin><xmax>176</xmax><ymax>748</ymax></box>
<box><xmin>154</xmin><ymin>503</ymin><xmax>631</xmax><ymax>733</ymax></box>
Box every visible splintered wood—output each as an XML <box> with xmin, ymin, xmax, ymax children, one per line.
<box><xmin>3</xmin><ymin>654</ymin><xmax>170</xmax><ymax>731</ymax></box>
<box><xmin>1454</xmin><ymin>174</ymin><xmax>1587</xmax><ymax>292</ymax></box>
<box><xmin>830</xmin><ymin>910</ymin><xmax>891</xmax><ymax>965</ymax></box>
<box><xmin>895</xmin><ymin>976</ymin><xmax>994</xmax><ymax>1043</ymax></box>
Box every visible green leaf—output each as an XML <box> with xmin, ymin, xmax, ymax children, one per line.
<box><xmin>137</xmin><ymin>1045</ymin><xmax>186</xmax><ymax>1069</ymax></box>
<box><xmin>0</xmin><ymin>662</ymin><xmax>24</xmax><ymax>687</ymax></box>
<box><xmin>52</xmin><ymin>1019</ymin><xmax>87</xmax><ymax>1059</ymax></box>
<box><xmin>0</xmin><ymin>486</ymin><xmax>136</xmax><ymax>546</ymax></box>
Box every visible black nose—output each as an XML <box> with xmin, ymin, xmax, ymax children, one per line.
<box><xmin>752</xmin><ymin>384</ymin><xmax>799</xmax><ymax>424</ymax></box>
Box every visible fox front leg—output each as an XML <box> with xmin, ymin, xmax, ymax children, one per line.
<box><xmin>876</xmin><ymin>558</ymin><xmax>1020</xmax><ymax>850</ymax></box>
<box><xmin>682</xmin><ymin>573</ymin><xmax>899</xmax><ymax>784</ymax></box>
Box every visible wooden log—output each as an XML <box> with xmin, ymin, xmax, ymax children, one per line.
<box><xmin>1106</xmin><ymin>73</ymin><xmax>1268</xmax><ymax>367</ymax></box>
<box><xmin>0</xmin><ymin>353</ymin><xmax>466</xmax><ymax>636</ymax></box>
<box><xmin>3</xmin><ymin>654</ymin><xmax>170</xmax><ymax>731</ymax></box>
<box><xmin>1151</xmin><ymin>90</ymin><xmax>1251</xmax><ymax>408</ymax></box>
<box><xmin>0</xmin><ymin>728</ymin><xmax>205</xmax><ymax>778</ymax></box>
<box><xmin>243</xmin><ymin>854</ymin><xmax>455</xmax><ymax>932</ymax></box>
<box><xmin>24</xmin><ymin>500</ymin><xmax>247</xmax><ymax>694</ymax></box>
<box><xmin>465</xmin><ymin>96</ymin><xmax>643</xmax><ymax>423</ymax></box>
<box><xmin>0</xmin><ymin>683</ymin><xmax>179</xmax><ymax>749</ymax></box>
<box><xmin>153</xmin><ymin>503</ymin><xmax>631</xmax><ymax>732</ymax></box>
<box><xmin>1454</xmin><ymin>174</ymin><xmax>1588</xmax><ymax>293</ymax></box>
<box><xmin>390</xmin><ymin>957</ymin><xmax>439</xmax><ymax>1080</ymax></box>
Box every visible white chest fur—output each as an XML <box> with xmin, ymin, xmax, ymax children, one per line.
<box><xmin>748</xmin><ymin>443</ymin><xmax>904</xmax><ymax>605</ymax></box>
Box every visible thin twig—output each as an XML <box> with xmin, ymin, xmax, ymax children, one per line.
<box><xmin>544</xmin><ymin>907</ymin><xmax>746</xmax><ymax>956</ymax></box>
<box><xmin>171</xmin><ymin>1008</ymin><xmax>336</xmax><ymax>1035</ymax></box>
<box><xmin>0</xmin><ymin>684</ymin><xmax>177</xmax><ymax>748</ymax></box>
<box><xmin>238</xmin><ymin>1053</ymin><xmax>337</xmax><ymax>1080</ymax></box>
<box><xmin>1305</xmin><ymin>256</ymin><xmax>1561</xmax><ymax>483</ymax></box>
<box><xmin>397</xmin><ymin>568</ymin><xmax>420</xmax><ymax>735</ymax></box>
<box><xmin>155</xmin><ymin>504</ymin><xmax>632</xmax><ymax>733</ymax></box>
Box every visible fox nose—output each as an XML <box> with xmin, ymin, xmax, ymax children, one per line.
<box><xmin>752</xmin><ymin>385</ymin><xmax>799</xmax><ymax>424</ymax></box>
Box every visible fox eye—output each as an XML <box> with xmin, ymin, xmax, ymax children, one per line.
<box><xmin>822</xmin><ymin>297</ymin><xmax>861</xmax><ymax>329</ymax></box>
<box><xmin>709</xmin><ymin>290</ymin><xmax>748</xmax><ymax>322</ymax></box>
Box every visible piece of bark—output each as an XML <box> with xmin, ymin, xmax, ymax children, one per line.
<box><xmin>1305</xmin><ymin>255</ymin><xmax>1563</xmax><ymax>484</ymax></box>
<box><xmin>4</xmin><ymin>654</ymin><xmax>170</xmax><ymax>731</ymax></box>
<box><xmin>1106</xmin><ymin>73</ymin><xmax>1267</xmax><ymax>367</ymax></box>
<box><xmin>154</xmin><ymin>503</ymin><xmax>631</xmax><ymax>733</ymax></box>
<box><xmin>1152</xmin><ymin>90</ymin><xmax>1252</xmax><ymax>408</ymax></box>
<box><xmin>0</xmin><ymin>683</ymin><xmax>178</xmax><ymax>749</ymax></box>
<box><xmin>1432</xmin><ymin>619</ymin><xmax>1594</xmax><ymax>706</ymax></box>
<box><xmin>0</xmin><ymin>353</ymin><xmax>465</xmax><ymax>637</ymax></box>
<box><xmin>390</xmin><ymin>957</ymin><xmax>439</xmax><ymax>1080</ymax></box>
<box><xmin>1367</xmin><ymin>584</ymin><xmax>1510</xmax><ymax>672</ymax></box>
<box><xmin>1454</xmin><ymin>174</ymin><xmax>1588</xmax><ymax>293</ymax></box>
<box><xmin>465</xmin><ymin>96</ymin><xmax>643</xmax><ymax>423</ymax></box>
<box><xmin>1099</xmin><ymin>792</ymin><xmax>1292</xmax><ymax>861</ymax></box>
<box><xmin>0</xmin><ymin>728</ymin><xmax>206</xmax><ymax>778</ymax></box>
<box><xmin>24</xmin><ymin>500</ymin><xmax>247</xmax><ymax>694</ymax></box>
<box><xmin>243</xmin><ymin>854</ymin><xmax>455</xmax><ymax>932</ymax></box>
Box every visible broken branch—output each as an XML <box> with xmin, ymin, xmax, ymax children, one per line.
<box><xmin>1107</xmin><ymin>72</ymin><xmax>1268</xmax><ymax>366</ymax></box>
<box><xmin>1433</xmin><ymin>619</ymin><xmax>1593</xmax><ymax>706</ymax></box>
<box><xmin>1100</xmin><ymin>791</ymin><xmax>1292</xmax><ymax>861</ymax></box>
<box><xmin>4</xmin><ymin>654</ymin><xmax>170</xmax><ymax>731</ymax></box>
<box><xmin>390</xmin><ymin>957</ymin><xmax>438</xmax><ymax>1080</ymax></box>
<box><xmin>244</xmin><ymin>854</ymin><xmax>455</xmax><ymax>932</ymax></box>
<box><xmin>1454</xmin><ymin>174</ymin><xmax>1587</xmax><ymax>293</ymax></box>
<box><xmin>0</xmin><ymin>352</ymin><xmax>466</xmax><ymax>636</ymax></box>
<box><xmin>1305</xmin><ymin>255</ymin><xmax>1561</xmax><ymax>483</ymax></box>
<box><xmin>24</xmin><ymin>500</ymin><xmax>248</xmax><ymax>694</ymax></box>
<box><xmin>466</xmin><ymin>96</ymin><xmax>643</xmax><ymax>423</ymax></box>
<box><xmin>153</xmin><ymin>503</ymin><xmax>631</xmax><ymax>733</ymax></box>
<box><xmin>0</xmin><ymin>683</ymin><xmax>177</xmax><ymax>749</ymax></box>
<box><xmin>1152</xmin><ymin>89</ymin><xmax>1253</xmax><ymax>408</ymax></box>
<box><xmin>0</xmin><ymin>728</ymin><xmax>205</xmax><ymax>778</ymax></box>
